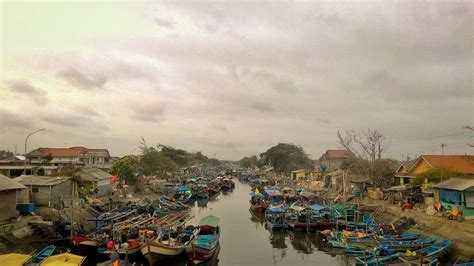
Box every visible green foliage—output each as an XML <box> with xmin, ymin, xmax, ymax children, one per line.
<box><xmin>138</xmin><ymin>139</ymin><xmax>221</xmax><ymax>176</ymax></box>
<box><xmin>239</xmin><ymin>155</ymin><xmax>258</xmax><ymax>168</ymax></box>
<box><xmin>413</xmin><ymin>168</ymin><xmax>464</xmax><ymax>185</ymax></box>
<box><xmin>259</xmin><ymin>143</ymin><xmax>313</xmax><ymax>174</ymax></box>
<box><xmin>111</xmin><ymin>157</ymin><xmax>135</xmax><ymax>183</ymax></box>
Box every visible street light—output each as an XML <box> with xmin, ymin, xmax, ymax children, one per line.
<box><xmin>24</xmin><ymin>128</ymin><xmax>46</xmax><ymax>175</ymax></box>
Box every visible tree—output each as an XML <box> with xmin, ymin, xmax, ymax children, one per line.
<box><xmin>111</xmin><ymin>157</ymin><xmax>135</xmax><ymax>183</ymax></box>
<box><xmin>259</xmin><ymin>143</ymin><xmax>313</xmax><ymax>174</ymax></box>
<box><xmin>337</xmin><ymin>129</ymin><xmax>394</xmax><ymax>187</ymax></box>
<box><xmin>239</xmin><ymin>155</ymin><xmax>258</xmax><ymax>168</ymax></box>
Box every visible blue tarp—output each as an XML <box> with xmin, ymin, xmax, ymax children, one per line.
<box><xmin>440</xmin><ymin>189</ymin><xmax>461</xmax><ymax>204</ymax></box>
<box><xmin>268</xmin><ymin>207</ymin><xmax>285</xmax><ymax>213</ymax></box>
<box><xmin>310</xmin><ymin>204</ymin><xmax>326</xmax><ymax>212</ymax></box>
<box><xmin>177</xmin><ymin>185</ymin><xmax>190</xmax><ymax>191</ymax></box>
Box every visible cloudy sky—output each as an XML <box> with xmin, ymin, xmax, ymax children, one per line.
<box><xmin>0</xmin><ymin>1</ymin><xmax>472</xmax><ymax>160</ymax></box>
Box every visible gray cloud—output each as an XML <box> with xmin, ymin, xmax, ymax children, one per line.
<box><xmin>0</xmin><ymin>109</ymin><xmax>33</xmax><ymax>130</ymax></box>
<box><xmin>129</xmin><ymin>101</ymin><xmax>165</xmax><ymax>122</ymax></box>
<box><xmin>154</xmin><ymin>17</ymin><xmax>175</xmax><ymax>29</ymax></box>
<box><xmin>56</xmin><ymin>68</ymin><xmax>107</xmax><ymax>89</ymax></box>
<box><xmin>4</xmin><ymin>80</ymin><xmax>48</xmax><ymax>104</ymax></box>
<box><xmin>2</xmin><ymin>1</ymin><xmax>472</xmax><ymax>160</ymax></box>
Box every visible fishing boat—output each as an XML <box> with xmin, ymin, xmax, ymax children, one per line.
<box><xmin>173</xmin><ymin>185</ymin><xmax>193</xmax><ymax>203</ymax></box>
<box><xmin>249</xmin><ymin>189</ymin><xmax>268</xmax><ymax>213</ymax></box>
<box><xmin>378</xmin><ymin>237</ymin><xmax>437</xmax><ymax>251</ymax></box>
<box><xmin>0</xmin><ymin>253</ymin><xmax>32</xmax><ymax>266</ymax></box>
<box><xmin>40</xmin><ymin>253</ymin><xmax>86</xmax><ymax>266</ymax></box>
<box><xmin>24</xmin><ymin>245</ymin><xmax>56</xmax><ymax>266</ymax></box>
<box><xmin>142</xmin><ymin>225</ymin><xmax>197</xmax><ymax>264</ymax></box>
<box><xmin>398</xmin><ymin>239</ymin><xmax>452</xmax><ymax>263</ymax></box>
<box><xmin>186</xmin><ymin>215</ymin><xmax>221</xmax><ymax>264</ymax></box>
<box><xmin>221</xmin><ymin>178</ymin><xmax>235</xmax><ymax>190</ymax></box>
<box><xmin>265</xmin><ymin>206</ymin><xmax>288</xmax><ymax>230</ymax></box>
<box><xmin>286</xmin><ymin>204</ymin><xmax>337</xmax><ymax>230</ymax></box>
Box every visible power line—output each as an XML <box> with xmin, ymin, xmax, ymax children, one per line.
<box><xmin>391</xmin><ymin>131</ymin><xmax>471</xmax><ymax>143</ymax></box>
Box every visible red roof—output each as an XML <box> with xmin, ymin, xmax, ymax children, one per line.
<box><xmin>322</xmin><ymin>150</ymin><xmax>352</xmax><ymax>159</ymax></box>
<box><xmin>31</xmin><ymin>147</ymin><xmax>108</xmax><ymax>157</ymax></box>
<box><xmin>421</xmin><ymin>155</ymin><xmax>474</xmax><ymax>174</ymax></box>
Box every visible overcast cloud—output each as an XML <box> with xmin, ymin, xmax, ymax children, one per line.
<box><xmin>0</xmin><ymin>1</ymin><xmax>472</xmax><ymax>160</ymax></box>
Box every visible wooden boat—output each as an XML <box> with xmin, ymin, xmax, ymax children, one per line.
<box><xmin>221</xmin><ymin>178</ymin><xmax>235</xmax><ymax>190</ymax></box>
<box><xmin>40</xmin><ymin>253</ymin><xmax>86</xmax><ymax>266</ymax></box>
<box><xmin>24</xmin><ymin>245</ymin><xmax>56</xmax><ymax>266</ymax></box>
<box><xmin>398</xmin><ymin>239</ymin><xmax>452</xmax><ymax>263</ymax></box>
<box><xmin>265</xmin><ymin>206</ymin><xmax>288</xmax><ymax>230</ymax></box>
<box><xmin>249</xmin><ymin>189</ymin><xmax>268</xmax><ymax>213</ymax></box>
<box><xmin>378</xmin><ymin>237</ymin><xmax>437</xmax><ymax>251</ymax></box>
<box><xmin>186</xmin><ymin>215</ymin><xmax>220</xmax><ymax>264</ymax></box>
<box><xmin>0</xmin><ymin>253</ymin><xmax>32</xmax><ymax>266</ymax></box>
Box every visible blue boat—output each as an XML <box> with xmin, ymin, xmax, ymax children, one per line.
<box><xmin>24</xmin><ymin>245</ymin><xmax>56</xmax><ymax>265</ymax></box>
<box><xmin>378</xmin><ymin>237</ymin><xmax>437</xmax><ymax>251</ymax></box>
<box><xmin>398</xmin><ymin>239</ymin><xmax>452</xmax><ymax>263</ymax></box>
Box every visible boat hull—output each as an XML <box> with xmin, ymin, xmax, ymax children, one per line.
<box><xmin>141</xmin><ymin>240</ymin><xmax>186</xmax><ymax>265</ymax></box>
<box><xmin>186</xmin><ymin>242</ymin><xmax>219</xmax><ymax>264</ymax></box>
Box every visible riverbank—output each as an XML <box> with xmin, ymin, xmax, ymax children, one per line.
<box><xmin>364</xmin><ymin>197</ymin><xmax>474</xmax><ymax>261</ymax></box>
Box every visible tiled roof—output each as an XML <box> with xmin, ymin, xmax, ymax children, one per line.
<box><xmin>0</xmin><ymin>174</ymin><xmax>27</xmax><ymax>191</ymax></box>
<box><xmin>322</xmin><ymin>150</ymin><xmax>352</xmax><ymax>159</ymax></box>
<box><xmin>29</xmin><ymin>147</ymin><xmax>109</xmax><ymax>157</ymax></box>
<box><xmin>76</xmin><ymin>167</ymin><xmax>111</xmax><ymax>181</ymax></box>
<box><xmin>422</xmin><ymin>155</ymin><xmax>474</xmax><ymax>174</ymax></box>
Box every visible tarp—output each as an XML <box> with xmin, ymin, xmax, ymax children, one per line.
<box><xmin>268</xmin><ymin>206</ymin><xmax>285</xmax><ymax>213</ymax></box>
<box><xmin>188</xmin><ymin>178</ymin><xmax>197</xmax><ymax>183</ymax></box>
<box><xmin>264</xmin><ymin>189</ymin><xmax>282</xmax><ymax>196</ymax></box>
<box><xmin>177</xmin><ymin>185</ymin><xmax>190</xmax><ymax>191</ymax></box>
<box><xmin>197</xmin><ymin>215</ymin><xmax>220</xmax><ymax>227</ymax></box>
<box><xmin>310</xmin><ymin>204</ymin><xmax>326</xmax><ymax>212</ymax></box>
<box><xmin>291</xmin><ymin>206</ymin><xmax>306</xmax><ymax>212</ymax></box>
<box><xmin>440</xmin><ymin>189</ymin><xmax>461</xmax><ymax>204</ymax></box>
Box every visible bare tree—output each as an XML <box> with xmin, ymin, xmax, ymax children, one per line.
<box><xmin>337</xmin><ymin>128</ymin><xmax>391</xmax><ymax>162</ymax></box>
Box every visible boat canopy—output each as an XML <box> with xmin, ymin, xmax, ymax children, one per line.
<box><xmin>197</xmin><ymin>215</ymin><xmax>220</xmax><ymax>227</ymax></box>
<box><xmin>291</xmin><ymin>205</ymin><xmax>306</xmax><ymax>212</ymax></box>
<box><xmin>249</xmin><ymin>192</ymin><xmax>264</xmax><ymax>197</ymax></box>
<box><xmin>310</xmin><ymin>204</ymin><xmax>326</xmax><ymax>212</ymax></box>
<box><xmin>264</xmin><ymin>189</ymin><xmax>282</xmax><ymax>196</ymax></box>
<box><xmin>177</xmin><ymin>185</ymin><xmax>190</xmax><ymax>191</ymax></box>
<box><xmin>268</xmin><ymin>206</ymin><xmax>286</xmax><ymax>213</ymax></box>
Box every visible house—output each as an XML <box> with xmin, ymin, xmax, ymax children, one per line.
<box><xmin>75</xmin><ymin>167</ymin><xmax>113</xmax><ymax>197</ymax></box>
<box><xmin>319</xmin><ymin>150</ymin><xmax>352</xmax><ymax>170</ymax></box>
<box><xmin>27</xmin><ymin>146</ymin><xmax>112</xmax><ymax>170</ymax></box>
<box><xmin>15</xmin><ymin>176</ymin><xmax>73</xmax><ymax>208</ymax></box>
<box><xmin>291</xmin><ymin>169</ymin><xmax>308</xmax><ymax>181</ymax></box>
<box><xmin>395</xmin><ymin>155</ymin><xmax>474</xmax><ymax>186</ymax></box>
<box><xmin>0</xmin><ymin>174</ymin><xmax>27</xmax><ymax>220</ymax></box>
<box><xmin>433</xmin><ymin>178</ymin><xmax>474</xmax><ymax>220</ymax></box>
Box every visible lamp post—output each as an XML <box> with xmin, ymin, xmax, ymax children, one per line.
<box><xmin>24</xmin><ymin>128</ymin><xmax>46</xmax><ymax>175</ymax></box>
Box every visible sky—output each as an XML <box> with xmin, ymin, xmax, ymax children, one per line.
<box><xmin>0</xmin><ymin>0</ymin><xmax>473</xmax><ymax>161</ymax></box>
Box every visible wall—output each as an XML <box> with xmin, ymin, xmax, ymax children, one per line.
<box><xmin>30</xmin><ymin>180</ymin><xmax>72</xmax><ymax>207</ymax></box>
<box><xmin>0</xmin><ymin>190</ymin><xmax>18</xmax><ymax>220</ymax></box>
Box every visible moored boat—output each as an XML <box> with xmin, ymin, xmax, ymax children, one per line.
<box><xmin>39</xmin><ymin>253</ymin><xmax>86</xmax><ymax>266</ymax></box>
<box><xmin>24</xmin><ymin>245</ymin><xmax>56</xmax><ymax>266</ymax></box>
<box><xmin>0</xmin><ymin>253</ymin><xmax>32</xmax><ymax>266</ymax></box>
<box><xmin>186</xmin><ymin>215</ymin><xmax>220</xmax><ymax>264</ymax></box>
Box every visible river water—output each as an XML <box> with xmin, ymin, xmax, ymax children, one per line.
<box><xmin>167</xmin><ymin>179</ymin><xmax>347</xmax><ymax>266</ymax></box>
<box><xmin>86</xmin><ymin>179</ymin><xmax>349</xmax><ymax>266</ymax></box>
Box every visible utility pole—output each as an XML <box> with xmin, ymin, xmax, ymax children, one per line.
<box><xmin>441</xmin><ymin>144</ymin><xmax>446</xmax><ymax>182</ymax></box>
<box><xmin>24</xmin><ymin>128</ymin><xmax>46</xmax><ymax>175</ymax></box>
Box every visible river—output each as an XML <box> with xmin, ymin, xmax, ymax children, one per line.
<box><xmin>85</xmin><ymin>179</ymin><xmax>349</xmax><ymax>266</ymax></box>
<box><xmin>164</xmin><ymin>179</ymin><xmax>347</xmax><ymax>266</ymax></box>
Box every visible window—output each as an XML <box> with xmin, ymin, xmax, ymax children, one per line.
<box><xmin>465</xmin><ymin>191</ymin><xmax>474</xmax><ymax>208</ymax></box>
<box><xmin>32</xmin><ymin>187</ymin><xmax>39</xmax><ymax>193</ymax></box>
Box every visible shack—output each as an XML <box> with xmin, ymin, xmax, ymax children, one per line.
<box><xmin>291</xmin><ymin>170</ymin><xmax>308</xmax><ymax>181</ymax></box>
<box><xmin>16</xmin><ymin>176</ymin><xmax>73</xmax><ymax>208</ymax></box>
<box><xmin>433</xmin><ymin>178</ymin><xmax>474</xmax><ymax>220</ymax></box>
<box><xmin>76</xmin><ymin>167</ymin><xmax>112</xmax><ymax>197</ymax></box>
<box><xmin>384</xmin><ymin>184</ymin><xmax>423</xmax><ymax>204</ymax></box>
<box><xmin>0</xmin><ymin>174</ymin><xmax>27</xmax><ymax>220</ymax></box>
<box><xmin>350</xmin><ymin>177</ymin><xmax>372</xmax><ymax>197</ymax></box>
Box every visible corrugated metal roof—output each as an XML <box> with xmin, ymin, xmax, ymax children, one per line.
<box><xmin>432</xmin><ymin>178</ymin><xmax>474</xmax><ymax>191</ymax></box>
<box><xmin>15</xmin><ymin>176</ymin><xmax>71</xmax><ymax>186</ymax></box>
<box><xmin>0</xmin><ymin>174</ymin><xmax>27</xmax><ymax>191</ymax></box>
<box><xmin>76</xmin><ymin>167</ymin><xmax>111</xmax><ymax>181</ymax></box>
